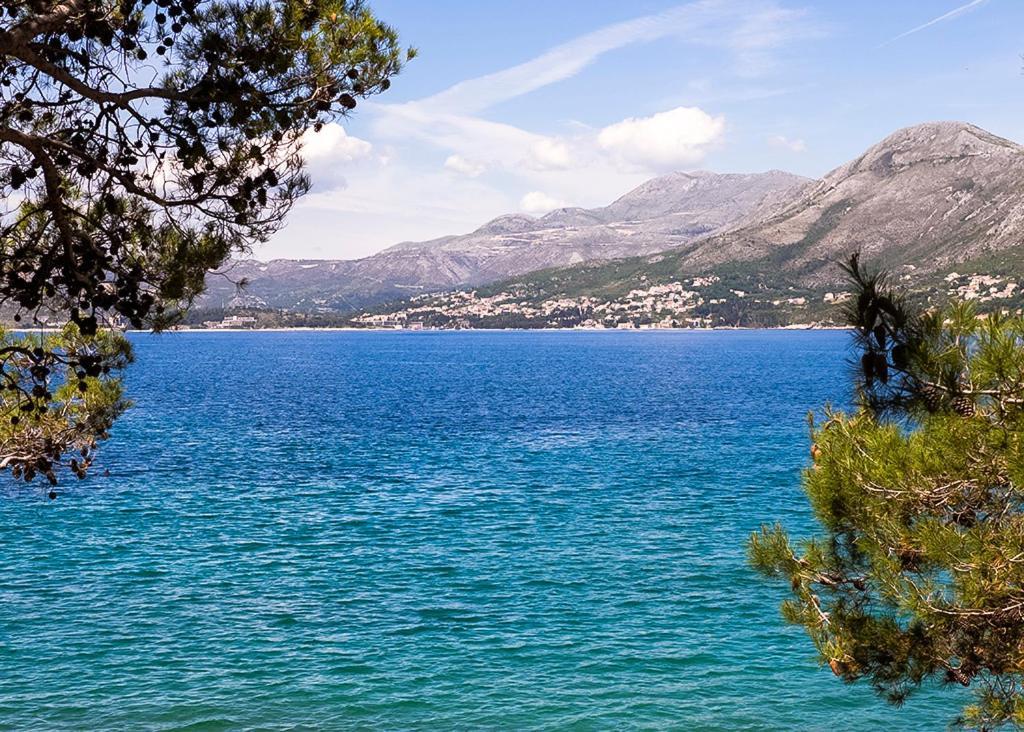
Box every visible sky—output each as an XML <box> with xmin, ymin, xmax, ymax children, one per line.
<box><xmin>262</xmin><ymin>0</ymin><xmax>1024</xmax><ymax>261</ymax></box>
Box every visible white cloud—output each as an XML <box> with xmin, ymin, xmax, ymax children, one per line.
<box><xmin>444</xmin><ymin>154</ymin><xmax>486</xmax><ymax>177</ymax></box>
<box><xmin>520</xmin><ymin>191</ymin><xmax>568</xmax><ymax>215</ymax></box>
<box><xmin>300</xmin><ymin>123</ymin><xmax>373</xmax><ymax>163</ymax></box>
<box><xmin>298</xmin><ymin>123</ymin><xmax>375</xmax><ymax>191</ymax></box>
<box><xmin>528</xmin><ymin>138</ymin><xmax>573</xmax><ymax>171</ymax></box>
<box><xmin>767</xmin><ymin>134</ymin><xmax>806</xmax><ymax>152</ymax></box>
<box><xmin>597</xmin><ymin>107</ymin><xmax>725</xmax><ymax>171</ymax></box>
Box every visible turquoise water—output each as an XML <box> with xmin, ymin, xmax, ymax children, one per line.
<box><xmin>1</xmin><ymin>331</ymin><xmax>959</xmax><ymax>730</ymax></box>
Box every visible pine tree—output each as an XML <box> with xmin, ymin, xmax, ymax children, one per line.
<box><xmin>0</xmin><ymin>1</ymin><xmax>411</xmax><ymax>485</ymax></box>
<box><xmin>0</xmin><ymin>325</ymin><xmax>131</xmax><ymax>493</ymax></box>
<box><xmin>749</xmin><ymin>254</ymin><xmax>1024</xmax><ymax>730</ymax></box>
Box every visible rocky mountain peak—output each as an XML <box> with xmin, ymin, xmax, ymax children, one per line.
<box><xmin>472</xmin><ymin>213</ymin><xmax>538</xmax><ymax>236</ymax></box>
<box><xmin>827</xmin><ymin>121</ymin><xmax>1021</xmax><ymax>183</ymax></box>
<box><xmin>538</xmin><ymin>207</ymin><xmax>607</xmax><ymax>228</ymax></box>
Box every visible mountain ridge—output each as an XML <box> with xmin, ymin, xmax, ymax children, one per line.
<box><xmin>348</xmin><ymin>121</ymin><xmax>1024</xmax><ymax>329</ymax></box>
<box><xmin>197</xmin><ymin>169</ymin><xmax>811</xmax><ymax>312</ymax></box>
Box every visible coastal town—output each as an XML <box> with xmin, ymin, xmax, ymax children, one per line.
<box><xmin>8</xmin><ymin>271</ymin><xmax>1018</xmax><ymax>332</ymax></box>
<box><xmin>346</xmin><ymin>270</ymin><xmax>1023</xmax><ymax>331</ymax></box>
<box><xmin>352</xmin><ymin>275</ymin><xmax>850</xmax><ymax>330</ymax></box>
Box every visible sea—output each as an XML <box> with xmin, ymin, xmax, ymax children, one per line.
<box><xmin>0</xmin><ymin>330</ymin><xmax>962</xmax><ymax>730</ymax></box>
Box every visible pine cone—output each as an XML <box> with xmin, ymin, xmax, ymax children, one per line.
<box><xmin>952</xmin><ymin>394</ymin><xmax>976</xmax><ymax>417</ymax></box>
<box><xmin>946</xmin><ymin>665</ymin><xmax>972</xmax><ymax>687</ymax></box>
<box><xmin>919</xmin><ymin>384</ymin><xmax>943</xmax><ymax>413</ymax></box>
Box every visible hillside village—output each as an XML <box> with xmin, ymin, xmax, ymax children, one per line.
<box><xmin>348</xmin><ymin>271</ymin><xmax>1022</xmax><ymax>330</ymax></box>
<box><xmin>351</xmin><ymin>277</ymin><xmax>830</xmax><ymax>329</ymax></box>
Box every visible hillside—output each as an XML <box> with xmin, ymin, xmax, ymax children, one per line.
<box><xmin>197</xmin><ymin>170</ymin><xmax>810</xmax><ymax>312</ymax></box>
<box><xmin>676</xmin><ymin>121</ymin><xmax>1024</xmax><ymax>280</ymax></box>
<box><xmin>354</xmin><ymin>122</ymin><xmax>1024</xmax><ymax>329</ymax></box>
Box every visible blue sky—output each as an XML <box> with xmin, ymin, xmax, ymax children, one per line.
<box><xmin>264</xmin><ymin>0</ymin><xmax>1024</xmax><ymax>260</ymax></box>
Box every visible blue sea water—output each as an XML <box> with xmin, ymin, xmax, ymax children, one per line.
<box><xmin>1</xmin><ymin>330</ymin><xmax>961</xmax><ymax>730</ymax></box>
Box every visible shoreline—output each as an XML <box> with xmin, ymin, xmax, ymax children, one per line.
<box><xmin>155</xmin><ymin>325</ymin><xmax>853</xmax><ymax>333</ymax></box>
<box><xmin>7</xmin><ymin>325</ymin><xmax>853</xmax><ymax>334</ymax></box>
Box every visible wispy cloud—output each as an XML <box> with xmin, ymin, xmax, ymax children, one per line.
<box><xmin>413</xmin><ymin>0</ymin><xmax>822</xmax><ymax>115</ymax></box>
<box><xmin>444</xmin><ymin>154</ymin><xmax>486</xmax><ymax>178</ymax></box>
<box><xmin>419</xmin><ymin>1</ymin><xmax>716</xmax><ymax>114</ymax></box>
<box><xmin>881</xmin><ymin>0</ymin><xmax>988</xmax><ymax>46</ymax></box>
<box><xmin>767</xmin><ymin>134</ymin><xmax>806</xmax><ymax>153</ymax></box>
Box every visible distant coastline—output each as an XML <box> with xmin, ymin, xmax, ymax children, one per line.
<box><xmin>5</xmin><ymin>323</ymin><xmax>853</xmax><ymax>334</ymax></box>
<box><xmin>160</xmin><ymin>324</ymin><xmax>853</xmax><ymax>333</ymax></box>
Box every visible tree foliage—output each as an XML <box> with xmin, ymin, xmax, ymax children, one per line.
<box><xmin>0</xmin><ymin>325</ymin><xmax>131</xmax><ymax>491</ymax></box>
<box><xmin>0</xmin><ymin>0</ymin><xmax>409</xmax><ymax>487</ymax></box>
<box><xmin>749</xmin><ymin>255</ymin><xmax>1024</xmax><ymax>729</ymax></box>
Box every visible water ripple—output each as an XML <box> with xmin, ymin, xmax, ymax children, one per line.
<box><xmin>0</xmin><ymin>331</ymin><xmax>960</xmax><ymax>729</ymax></box>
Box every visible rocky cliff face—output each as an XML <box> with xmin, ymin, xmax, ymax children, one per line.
<box><xmin>198</xmin><ymin>170</ymin><xmax>810</xmax><ymax>311</ymax></box>
<box><xmin>667</xmin><ymin>122</ymin><xmax>1024</xmax><ymax>284</ymax></box>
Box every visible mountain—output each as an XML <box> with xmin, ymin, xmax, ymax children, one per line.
<box><xmin>358</xmin><ymin>122</ymin><xmax>1024</xmax><ymax>329</ymax></box>
<box><xmin>197</xmin><ymin>170</ymin><xmax>810</xmax><ymax>312</ymax></box>
<box><xmin>665</xmin><ymin>121</ymin><xmax>1024</xmax><ymax>281</ymax></box>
